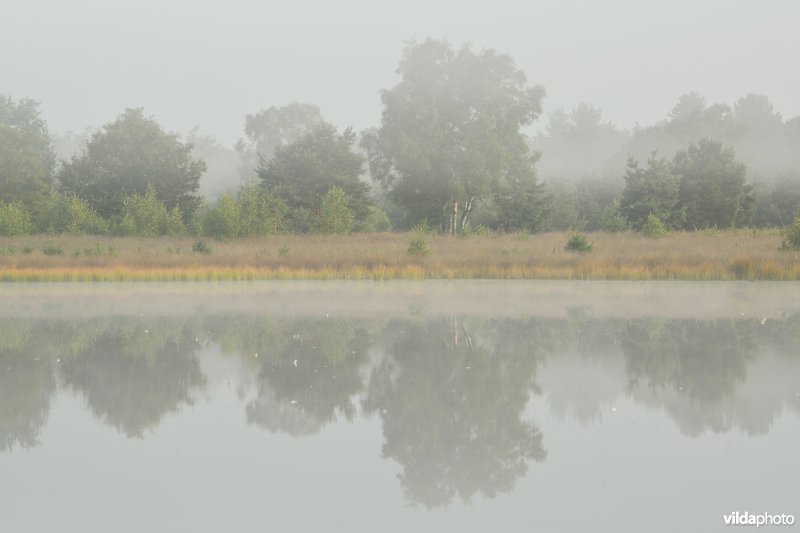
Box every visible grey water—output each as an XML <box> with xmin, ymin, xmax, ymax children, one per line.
<box><xmin>1</xmin><ymin>281</ymin><xmax>799</xmax><ymax>532</ymax></box>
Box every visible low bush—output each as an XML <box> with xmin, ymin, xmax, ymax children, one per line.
<box><xmin>408</xmin><ymin>234</ymin><xmax>430</xmax><ymax>256</ymax></box>
<box><xmin>0</xmin><ymin>202</ymin><xmax>32</xmax><ymax>236</ymax></box>
<box><xmin>565</xmin><ymin>234</ymin><xmax>593</xmax><ymax>252</ymax></box>
<box><xmin>642</xmin><ymin>213</ymin><xmax>666</xmax><ymax>238</ymax></box>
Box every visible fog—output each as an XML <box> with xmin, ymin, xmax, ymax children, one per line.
<box><xmin>4</xmin><ymin>0</ymin><xmax>799</xmax><ymax>145</ymax></box>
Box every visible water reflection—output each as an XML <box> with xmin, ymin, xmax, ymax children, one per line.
<box><xmin>2</xmin><ymin>310</ymin><xmax>799</xmax><ymax>506</ymax></box>
<box><xmin>363</xmin><ymin>318</ymin><xmax>547</xmax><ymax>507</ymax></box>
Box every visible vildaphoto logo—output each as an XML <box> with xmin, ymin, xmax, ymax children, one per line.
<box><xmin>723</xmin><ymin>512</ymin><xmax>795</xmax><ymax>527</ymax></box>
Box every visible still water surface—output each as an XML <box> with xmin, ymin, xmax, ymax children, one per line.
<box><xmin>1</xmin><ymin>282</ymin><xmax>799</xmax><ymax>532</ymax></box>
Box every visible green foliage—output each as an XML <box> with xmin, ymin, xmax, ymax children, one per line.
<box><xmin>192</xmin><ymin>239</ymin><xmax>212</xmax><ymax>254</ymax></box>
<box><xmin>41</xmin><ymin>245</ymin><xmax>63</xmax><ymax>256</ymax></box>
<box><xmin>620</xmin><ymin>154</ymin><xmax>682</xmax><ymax>230</ymax></box>
<box><xmin>642</xmin><ymin>213</ymin><xmax>667</xmax><ymax>238</ymax></box>
<box><xmin>259</xmin><ymin>124</ymin><xmax>370</xmax><ymax>225</ymax></box>
<box><xmin>204</xmin><ymin>195</ymin><xmax>241</xmax><ymax>239</ymax></box>
<box><xmin>58</xmin><ymin>108</ymin><xmax>205</xmax><ymax>219</ymax></box>
<box><xmin>601</xmin><ymin>202</ymin><xmax>628</xmax><ymax>232</ymax></box>
<box><xmin>278</xmin><ymin>244</ymin><xmax>290</xmax><ymax>256</ymax></box>
<box><xmin>356</xmin><ymin>206</ymin><xmax>392</xmax><ymax>232</ymax></box>
<box><xmin>541</xmin><ymin>180</ymin><xmax>584</xmax><ymax>231</ymax></box>
<box><xmin>31</xmin><ymin>192</ymin><xmax>108</xmax><ymax>234</ymax></box>
<box><xmin>238</xmin><ymin>102</ymin><xmax>326</xmax><ymax>177</ymax></box>
<box><xmin>408</xmin><ymin>234</ymin><xmax>430</xmax><ymax>257</ymax></box>
<box><xmin>0</xmin><ymin>202</ymin><xmax>32</xmax><ymax>236</ymax></box>
<box><xmin>318</xmin><ymin>186</ymin><xmax>354</xmax><ymax>234</ymax></box>
<box><xmin>411</xmin><ymin>220</ymin><xmax>431</xmax><ymax>235</ymax></box>
<box><xmin>116</xmin><ymin>186</ymin><xmax>185</xmax><ymax>236</ymax></box>
<box><xmin>287</xmin><ymin>207</ymin><xmax>316</xmax><ymax>234</ymax></box>
<box><xmin>236</xmin><ymin>184</ymin><xmax>287</xmax><ymax>236</ymax></box>
<box><xmin>784</xmin><ymin>211</ymin><xmax>800</xmax><ymax>250</ymax></box>
<box><xmin>363</xmin><ymin>39</ymin><xmax>546</xmax><ymax>230</ymax></box>
<box><xmin>491</xmin><ymin>168</ymin><xmax>549</xmax><ymax>233</ymax></box>
<box><xmin>673</xmin><ymin>139</ymin><xmax>753</xmax><ymax>229</ymax></box>
<box><xmin>565</xmin><ymin>234</ymin><xmax>593</xmax><ymax>252</ymax></box>
<box><xmin>0</xmin><ymin>96</ymin><xmax>55</xmax><ymax>204</ymax></box>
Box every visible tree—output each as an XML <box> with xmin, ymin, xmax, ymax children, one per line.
<box><xmin>258</xmin><ymin>124</ymin><xmax>370</xmax><ymax>226</ymax></box>
<box><xmin>620</xmin><ymin>153</ymin><xmax>682</xmax><ymax>230</ymax></box>
<box><xmin>363</xmin><ymin>39</ymin><xmax>546</xmax><ymax>233</ymax></box>
<box><xmin>673</xmin><ymin>139</ymin><xmax>754</xmax><ymax>229</ymax></box>
<box><xmin>531</xmin><ymin>103</ymin><xmax>629</xmax><ymax>181</ymax></box>
<box><xmin>0</xmin><ymin>96</ymin><xmax>56</xmax><ymax>204</ymax></box>
<box><xmin>236</xmin><ymin>102</ymin><xmax>326</xmax><ymax>179</ymax></box>
<box><xmin>58</xmin><ymin>108</ymin><xmax>205</xmax><ymax>219</ymax></box>
<box><xmin>318</xmin><ymin>186</ymin><xmax>354</xmax><ymax>234</ymax></box>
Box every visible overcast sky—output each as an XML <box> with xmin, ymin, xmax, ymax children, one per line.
<box><xmin>3</xmin><ymin>0</ymin><xmax>798</xmax><ymax>145</ymax></box>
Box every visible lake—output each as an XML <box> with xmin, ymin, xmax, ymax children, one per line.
<box><xmin>1</xmin><ymin>281</ymin><xmax>799</xmax><ymax>532</ymax></box>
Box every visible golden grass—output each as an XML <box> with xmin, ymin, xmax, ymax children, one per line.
<box><xmin>0</xmin><ymin>230</ymin><xmax>798</xmax><ymax>281</ymax></box>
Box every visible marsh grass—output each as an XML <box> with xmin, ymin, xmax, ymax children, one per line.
<box><xmin>0</xmin><ymin>230</ymin><xmax>798</xmax><ymax>281</ymax></box>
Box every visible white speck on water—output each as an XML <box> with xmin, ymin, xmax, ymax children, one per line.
<box><xmin>290</xmin><ymin>400</ymin><xmax>298</xmax><ymax>405</ymax></box>
<box><xmin>144</xmin><ymin>329</ymin><xmax>148</xmax><ymax>334</ymax></box>
<box><xmin>56</xmin><ymin>358</ymin><xmax>60</xmax><ymax>363</ymax></box>
<box><xmin>293</xmin><ymin>359</ymin><xmax>298</xmax><ymax>367</ymax></box>
<box><xmin>382</xmin><ymin>409</ymin><xmax>387</xmax><ymax>414</ymax></box>
<box><xmin>611</xmin><ymin>407</ymin><xmax>617</xmax><ymax>412</ymax></box>
<box><xmin>761</xmin><ymin>318</ymin><xmax>767</xmax><ymax>325</ymax></box>
<box><xmin>466</xmin><ymin>366</ymin><xmax>471</xmax><ymax>370</ymax></box>
<box><xmin>254</xmin><ymin>353</ymin><xmax>258</xmax><ymax>358</ymax></box>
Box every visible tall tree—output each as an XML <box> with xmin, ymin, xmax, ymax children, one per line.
<box><xmin>673</xmin><ymin>139</ymin><xmax>754</xmax><ymax>229</ymax></box>
<box><xmin>58</xmin><ymin>108</ymin><xmax>205</xmax><ymax>219</ymax></box>
<box><xmin>620</xmin><ymin>153</ymin><xmax>683</xmax><ymax>230</ymax></box>
<box><xmin>532</xmin><ymin>103</ymin><xmax>629</xmax><ymax>181</ymax></box>
<box><xmin>258</xmin><ymin>124</ymin><xmax>370</xmax><ymax>227</ymax></box>
<box><xmin>363</xmin><ymin>39</ymin><xmax>546</xmax><ymax>233</ymax></box>
<box><xmin>236</xmin><ymin>102</ymin><xmax>326</xmax><ymax>179</ymax></box>
<box><xmin>0</xmin><ymin>95</ymin><xmax>56</xmax><ymax>204</ymax></box>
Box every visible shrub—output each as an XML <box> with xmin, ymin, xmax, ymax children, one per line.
<box><xmin>565</xmin><ymin>234</ymin><xmax>593</xmax><ymax>252</ymax></box>
<box><xmin>32</xmin><ymin>192</ymin><xmax>108</xmax><ymax>234</ymax></box>
<box><xmin>205</xmin><ymin>195</ymin><xmax>241</xmax><ymax>239</ymax></box>
<box><xmin>601</xmin><ymin>203</ymin><xmax>628</xmax><ymax>232</ymax></box>
<box><xmin>784</xmin><ymin>210</ymin><xmax>800</xmax><ymax>250</ymax></box>
<box><xmin>318</xmin><ymin>186</ymin><xmax>354</xmax><ymax>234</ymax></box>
<box><xmin>278</xmin><ymin>244</ymin><xmax>290</xmax><ymax>257</ymax></box>
<box><xmin>237</xmin><ymin>185</ymin><xmax>288</xmax><ymax>236</ymax></box>
<box><xmin>0</xmin><ymin>202</ymin><xmax>32</xmax><ymax>236</ymax></box>
<box><xmin>115</xmin><ymin>186</ymin><xmax>183</xmax><ymax>236</ymax></box>
<box><xmin>42</xmin><ymin>245</ymin><xmax>64</xmax><ymax>256</ymax></box>
<box><xmin>192</xmin><ymin>239</ymin><xmax>212</xmax><ymax>254</ymax></box>
<box><xmin>642</xmin><ymin>213</ymin><xmax>666</xmax><ymax>238</ymax></box>
<box><xmin>356</xmin><ymin>206</ymin><xmax>392</xmax><ymax>233</ymax></box>
<box><xmin>408</xmin><ymin>234</ymin><xmax>430</xmax><ymax>256</ymax></box>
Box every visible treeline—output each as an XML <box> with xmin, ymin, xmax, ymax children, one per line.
<box><xmin>2</xmin><ymin>38</ymin><xmax>799</xmax><ymax>238</ymax></box>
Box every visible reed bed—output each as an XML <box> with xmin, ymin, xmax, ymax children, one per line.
<box><xmin>0</xmin><ymin>230</ymin><xmax>798</xmax><ymax>281</ymax></box>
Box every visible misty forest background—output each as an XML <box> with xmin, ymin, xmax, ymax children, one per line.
<box><xmin>2</xmin><ymin>38</ymin><xmax>800</xmax><ymax>241</ymax></box>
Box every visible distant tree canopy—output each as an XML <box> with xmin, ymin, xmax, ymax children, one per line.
<box><xmin>237</xmin><ymin>102</ymin><xmax>327</xmax><ymax>179</ymax></box>
<box><xmin>363</xmin><ymin>38</ymin><xmax>547</xmax><ymax>233</ymax></box>
<box><xmin>532</xmin><ymin>103</ymin><xmax>629</xmax><ymax>180</ymax></box>
<box><xmin>258</xmin><ymin>124</ymin><xmax>370</xmax><ymax>230</ymax></box>
<box><xmin>58</xmin><ymin>108</ymin><xmax>205</xmax><ymax>219</ymax></box>
<box><xmin>0</xmin><ymin>95</ymin><xmax>56</xmax><ymax>204</ymax></box>
<box><xmin>621</xmin><ymin>139</ymin><xmax>754</xmax><ymax>230</ymax></box>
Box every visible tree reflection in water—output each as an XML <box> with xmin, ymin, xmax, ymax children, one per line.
<box><xmin>1</xmin><ymin>311</ymin><xmax>799</xmax><ymax>507</ymax></box>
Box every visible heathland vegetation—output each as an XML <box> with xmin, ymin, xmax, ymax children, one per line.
<box><xmin>1</xmin><ymin>38</ymin><xmax>800</xmax><ymax>280</ymax></box>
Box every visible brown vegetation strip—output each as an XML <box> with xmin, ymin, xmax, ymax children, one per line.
<box><xmin>0</xmin><ymin>230</ymin><xmax>799</xmax><ymax>281</ymax></box>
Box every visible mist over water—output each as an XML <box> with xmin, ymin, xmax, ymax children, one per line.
<box><xmin>1</xmin><ymin>282</ymin><xmax>799</xmax><ymax>531</ymax></box>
